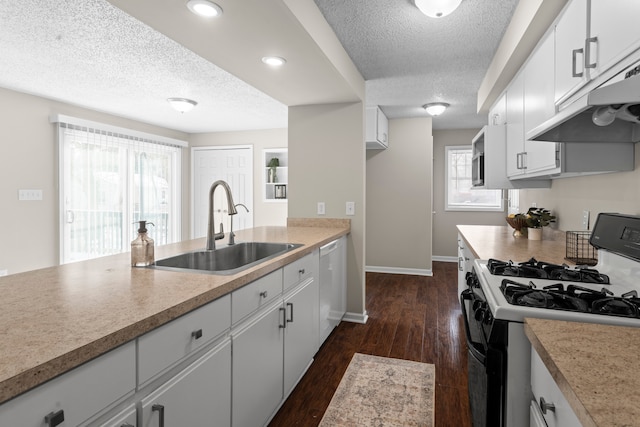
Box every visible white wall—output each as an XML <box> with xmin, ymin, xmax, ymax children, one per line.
<box><xmin>366</xmin><ymin>118</ymin><xmax>433</xmax><ymax>274</ymax></box>
<box><xmin>189</xmin><ymin>129</ymin><xmax>288</xmax><ymax>230</ymax></box>
<box><xmin>288</xmin><ymin>102</ymin><xmax>366</xmax><ymax>319</ymax></box>
<box><xmin>519</xmin><ymin>147</ymin><xmax>640</xmax><ymax>231</ymax></box>
<box><xmin>432</xmin><ymin>129</ymin><xmax>508</xmax><ymax>258</ymax></box>
<box><xmin>0</xmin><ymin>87</ymin><xmax>189</xmax><ymax>275</ymax></box>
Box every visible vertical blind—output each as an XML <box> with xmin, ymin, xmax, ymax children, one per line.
<box><xmin>53</xmin><ymin>115</ymin><xmax>184</xmax><ymax>264</ymax></box>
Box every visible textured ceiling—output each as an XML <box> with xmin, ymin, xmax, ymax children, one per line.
<box><xmin>0</xmin><ymin>0</ymin><xmax>287</xmax><ymax>133</ymax></box>
<box><xmin>314</xmin><ymin>0</ymin><xmax>519</xmax><ymax>129</ymax></box>
<box><xmin>0</xmin><ymin>0</ymin><xmax>518</xmax><ymax>133</ymax></box>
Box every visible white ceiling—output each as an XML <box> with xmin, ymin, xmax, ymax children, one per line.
<box><xmin>0</xmin><ymin>0</ymin><xmax>518</xmax><ymax>133</ymax></box>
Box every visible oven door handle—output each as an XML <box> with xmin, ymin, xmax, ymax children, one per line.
<box><xmin>460</xmin><ymin>289</ymin><xmax>487</xmax><ymax>364</ymax></box>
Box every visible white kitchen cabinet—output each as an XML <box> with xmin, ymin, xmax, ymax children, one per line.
<box><xmin>587</xmin><ymin>0</ymin><xmax>640</xmax><ymax>80</ymax></box>
<box><xmin>140</xmin><ymin>338</ymin><xmax>231</xmax><ymax>427</ymax></box>
<box><xmin>97</xmin><ymin>404</ymin><xmax>137</xmax><ymax>427</ymax></box>
<box><xmin>506</xmin><ymin>71</ymin><xmax>526</xmax><ymax>178</ymax></box>
<box><xmin>530</xmin><ymin>347</ymin><xmax>581</xmax><ymax>427</ymax></box>
<box><xmin>138</xmin><ymin>294</ymin><xmax>231</xmax><ymax>387</ymax></box>
<box><xmin>319</xmin><ymin>237</ymin><xmax>346</xmax><ymax>344</ymax></box>
<box><xmin>231</xmin><ymin>269</ymin><xmax>283</xmax><ymax>325</ymax></box>
<box><xmin>457</xmin><ymin>234</ymin><xmax>475</xmax><ymax>297</ymax></box>
<box><xmin>232</xmin><ymin>300</ymin><xmax>284</xmax><ymax>427</ymax></box>
<box><xmin>0</xmin><ymin>342</ymin><xmax>135</xmax><ymax>427</ymax></box>
<box><xmin>366</xmin><ymin>106</ymin><xmax>389</xmax><ymax>149</ymax></box>
<box><xmin>284</xmin><ymin>277</ymin><xmax>319</xmax><ymax>396</ymax></box>
<box><xmin>263</xmin><ymin>148</ymin><xmax>288</xmax><ymax>202</ymax></box>
<box><xmin>554</xmin><ymin>0</ymin><xmax>589</xmax><ymax>104</ymax></box>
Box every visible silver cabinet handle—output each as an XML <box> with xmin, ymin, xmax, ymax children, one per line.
<box><xmin>44</xmin><ymin>410</ymin><xmax>65</xmax><ymax>427</ymax></box>
<box><xmin>191</xmin><ymin>329</ymin><xmax>203</xmax><ymax>340</ymax></box>
<box><xmin>259</xmin><ymin>291</ymin><xmax>268</xmax><ymax>298</ymax></box>
<box><xmin>539</xmin><ymin>396</ymin><xmax>556</xmax><ymax>414</ymax></box>
<box><xmin>286</xmin><ymin>302</ymin><xmax>294</xmax><ymax>323</ymax></box>
<box><xmin>585</xmin><ymin>36</ymin><xmax>598</xmax><ymax>69</ymax></box>
<box><xmin>152</xmin><ymin>404</ymin><xmax>165</xmax><ymax>427</ymax></box>
<box><xmin>279</xmin><ymin>307</ymin><xmax>286</xmax><ymax>328</ymax></box>
<box><xmin>572</xmin><ymin>47</ymin><xmax>584</xmax><ymax>77</ymax></box>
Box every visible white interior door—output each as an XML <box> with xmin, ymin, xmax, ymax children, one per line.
<box><xmin>192</xmin><ymin>146</ymin><xmax>253</xmax><ymax>239</ymax></box>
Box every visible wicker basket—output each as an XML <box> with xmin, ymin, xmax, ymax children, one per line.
<box><xmin>565</xmin><ymin>231</ymin><xmax>597</xmax><ymax>266</ymax></box>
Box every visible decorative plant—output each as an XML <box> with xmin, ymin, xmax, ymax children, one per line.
<box><xmin>267</xmin><ymin>157</ymin><xmax>279</xmax><ymax>183</ymax></box>
<box><xmin>519</xmin><ymin>207</ymin><xmax>556</xmax><ymax>228</ymax></box>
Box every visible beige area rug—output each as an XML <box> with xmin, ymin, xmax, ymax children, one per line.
<box><xmin>319</xmin><ymin>353</ymin><xmax>435</xmax><ymax>426</ymax></box>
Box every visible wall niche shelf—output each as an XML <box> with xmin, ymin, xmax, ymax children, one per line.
<box><xmin>263</xmin><ymin>148</ymin><xmax>288</xmax><ymax>202</ymax></box>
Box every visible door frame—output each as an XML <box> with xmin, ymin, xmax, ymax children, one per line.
<box><xmin>191</xmin><ymin>145</ymin><xmax>254</xmax><ymax>240</ymax></box>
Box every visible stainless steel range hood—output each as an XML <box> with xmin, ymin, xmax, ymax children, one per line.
<box><xmin>527</xmin><ymin>70</ymin><xmax>640</xmax><ymax>143</ymax></box>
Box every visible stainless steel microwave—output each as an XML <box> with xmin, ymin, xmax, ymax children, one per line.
<box><xmin>472</xmin><ymin>152</ymin><xmax>484</xmax><ymax>186</ymax></box>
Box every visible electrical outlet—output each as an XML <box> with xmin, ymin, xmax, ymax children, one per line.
<box><xmin>18</xmin><ymin>189</ymin><xmax>43</xmax><ymax>201</ymax></box>
<box><xmin>317</xmin><ymin>202</ymin><xmax>325</xmax><ymax>215</ymax></box>
<box><xmin>582</xmin><ymin>210</ymin><xmax>590</xmax><ymax>230</ymax></box>
<box><xmin>531</xmin><ymin>202</ymin><xmax>537</xmax><ymax>208</ymax></box>
<box><xmin>346</xmin><ymin>201</ymin><xmax>355</xmax><ymax>216</ymax></box>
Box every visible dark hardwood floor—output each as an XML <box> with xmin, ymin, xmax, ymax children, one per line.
<box><xmin>269</xmin><ymin>261</ymin><xmax>472</xmax><ymax>426</ymax></box>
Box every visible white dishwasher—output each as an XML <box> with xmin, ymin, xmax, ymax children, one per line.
<box><xmin>319</xmin><ymin>237</ymin><xmax>346</xmax><ymax>344</ymax></box>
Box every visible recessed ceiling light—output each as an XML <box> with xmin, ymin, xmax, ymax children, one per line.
<box><xmin>414</xmin><ymin>0</ymin><xmax>462</xmax><ymax>18</ymax></box>
<box><xmin>167</xmin><ymin>98</ymin><xmax>198</xmax><ymax>113</ymax></box>
<box><xmin>423</xmin><ymin>102</ymin><xmax>450</xmax><ymax>116</ymax></box>
<box><xmin>187</xmin><ymin>0</ymin><xmax>223</xmax><ymax>17</ymax></box>
<box><xmin>261</xmin><ymin>56</ymin><xmax>287</xmax><ymax>67</ymax></box>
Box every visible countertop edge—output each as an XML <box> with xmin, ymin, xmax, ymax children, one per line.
<box><xmin>0</xmin><ymin>222</ymin><xmax>350</xmax><ymax>404</ymax></box>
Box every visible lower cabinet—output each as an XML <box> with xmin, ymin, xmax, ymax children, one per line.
<box><xmin>232</xmin><ymin>301</ymin><xmax>284</xmax><ymax>427</ymax></box>
<box><xmin>530</xmin><ymin>347</ymin><xmax>581</xmax><ymax>427</ymax></box>
<box><xmin>140</xmin><ymin>338</ymin><xmax>231</xmax><ymax>427</ymax></box>
<box><xmin>284</xmin><ymin>278</ymin><xmax>319</xmax><ymax>396</ymax></box>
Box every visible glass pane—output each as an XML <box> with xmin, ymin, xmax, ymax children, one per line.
<box><xmin>447</xmin><ymin>147</ymin><xmax>502</xmax><ymax>210</ymax></box>
<box><xmin>65</xmin><ymin>131</ymin><xmax>124</xmax><ymax>262</ymax></box>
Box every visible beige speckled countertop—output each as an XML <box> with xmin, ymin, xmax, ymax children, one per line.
<box><xmin>525</xmin><ymin>318</ymin><xmax>640</xmax><ymax>427</ymax></box>
<box><xmin>0</xmin><ymin>219</ymin><xmax>349</xmax><ymax>405</ymax></box>
<box><xmin>457</xmin><ymin>225</ymin><xmax>574</xmax><ymax>265</ymax></box>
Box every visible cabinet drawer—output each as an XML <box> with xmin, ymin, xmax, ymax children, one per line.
<box><xmin>0</xmin><ymin>342</ymin><xmax>135</xmax><ymax>427</ymax></box>
<box><xmin>283</xmin><ymin>251</ymin><xmax>316</xmax><ymax>292</ymax></box>
<box><xmin>232</xmin><ymin>269</ymin><xmax>283</xmax><ymax>325</ymax></box>
<box><xmin>138</xmin><ymin>294</ymin><xmax>231</xmax><ymax>386</ymax></box>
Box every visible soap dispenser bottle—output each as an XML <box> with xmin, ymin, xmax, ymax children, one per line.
<box><xmin>131</xmin><ymin>220</ymin><xmax>155</xmax><ymax>267</ymax></box>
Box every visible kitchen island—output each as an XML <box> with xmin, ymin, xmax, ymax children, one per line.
<box><xmin>525</xmin><ymin>317</ymin><xmax>640</xmax><ymax>427</ymax></box>
<box><xmin>0</xmin><ymin>219</ymin><xmax>349</xmax><ymax>406</ymax></box>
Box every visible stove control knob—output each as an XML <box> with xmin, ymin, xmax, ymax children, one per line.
<box><xmin>474</xmin><ymin>307</ymin><xmax>486</xmax><ymax>322</ymax></box>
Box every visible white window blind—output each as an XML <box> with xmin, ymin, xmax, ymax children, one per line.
<box><xmin>445</xmin><ymin>146</ymin><xmax>503</xmax><ymax>212</ymax></box>
<box><xmin>52</xmin><ymin>115</ymin><xmax>184</xmax><ymax>264</ymax></box>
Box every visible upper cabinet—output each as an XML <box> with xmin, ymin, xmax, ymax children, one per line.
<box><xmin>366</xmin><ymin>106</ymin><xmax>389</xmax><ymax>149</ymax></box>
<box><xmin>555</xmin><ymin>0</ymin><xmax>640</xmax><ymax>105</ymax></box>
<box><xmin>554</xmin><ymin>0</ymin><xmax>589</xmax><ymax>104</ymax></box>
<box><xmin>588</xmin><ymin>0</ymin><xmax>640</xmax><ymax>80</ymax></box>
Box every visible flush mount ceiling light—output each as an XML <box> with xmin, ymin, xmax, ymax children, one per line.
<box><xmin>167</xmin><ymin>98</ymin><xmax>198</xmax><ymax>113</ymax></box>
<box><xmin>414</xmin><ymin>0</ymin><xmax>462</xmax><ymax>18</ymax></box>
<box><xmin>187</xmin><ymin>0</ymin><xmax>223</xmax><ymax>17</ymax></box>
<box><xmin>261</xmin><ymin>56</ymin><xmax>287</xmax><ymax>67</ymax></box>
<box><xmin>423</xmin><ymin>102</ymin><xmax>450</xmax><ymax>116</ymax></box>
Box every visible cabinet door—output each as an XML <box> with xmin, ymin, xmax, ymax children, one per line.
<box><xmin>590</xmin><ymin>0</ymin><xmax>640</xmax><ymax>79</ymax></box>
<box><xmin>140</xmin><ymin>339</ymin><xmax>231</xmax><ymax>427</ymax></box>
<box><xmin>99</xmin><ymin>404</ymin><xmax>137</xmax><ymax>427</ymax></box>
<box><xmin>489</xmin><ymin>92</ymin><xmax>507</xmax><ymax>126</ymax></box>
<box><xmin>554</xmin><ymin>0</ymin><xmax>588</xmax><ymax>103</ymax></box>
<box><xmin>525</xmin><ymin>33</ymin><xmax>555</xmax><ymax>134</ymax></box>
<box><xmin>506</xmin><ymin>72</ymin><xmax>525</xmax><ymax>178</ymax></box>
<box><xmin>232</xmin><ymin>302</ymin><xmax>284</xmax><ymax>427</ymax></box>
<box><xmin>376</xmin><ymin>108</ymin><xmax>389</xmax><ymax>147</ymax></box>
<box><xmin>284</xmin><ymin>278</ymin><xmax>319</xmax><ymax>396</ymax></box>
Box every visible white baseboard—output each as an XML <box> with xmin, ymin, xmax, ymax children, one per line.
<box><xmin>342</xmin><ymin>310</ymin><xmax>368</xmax><ymax>324</ymax></box>
<box><xmin>365</xmin><ymin>265</ymin><xmax>433</xmax><ymax>277</ymax></box>
<box><xmin>432</xmin><ymin>256</ymin><xmax>457</xmax><ymax>263</ymax></box>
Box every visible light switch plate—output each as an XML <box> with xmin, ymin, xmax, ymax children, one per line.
<box><xmin>317</xmin><ymin>202</ymin><xmax>325</xmax><ymax>215</ymax></box>
<box><xmin>18</xmin><ymin>189</ymin><xmax>43</xmax><ymax>201</ymax></box>
<box><xmin>582</xmin><ymin>210</ymin><xmax>590</xmax><ymax>230</ymax></box>
<box><xmin>346</xmin><ymin>201</ymin><xmax>355</xmax><ymax>216</ymax></box>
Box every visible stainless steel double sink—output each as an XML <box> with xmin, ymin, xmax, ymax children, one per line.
<box><xmin>151</xmin><ymin>242</ymin><xmax>302</xmax><ymax>275</ymax></box>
